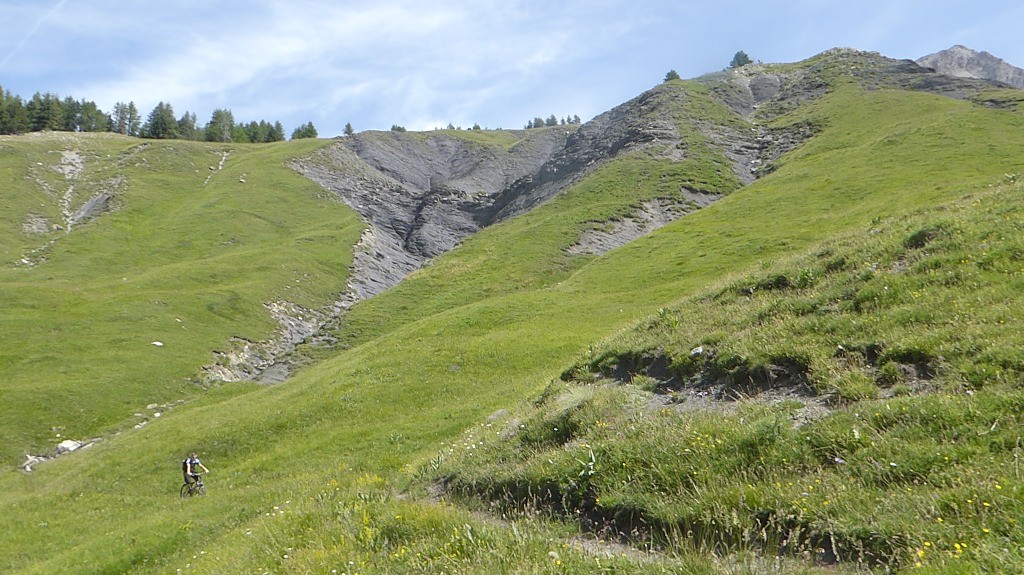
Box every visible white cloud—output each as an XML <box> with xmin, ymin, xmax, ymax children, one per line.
<box><xmin>3</xmin><ymin>0</ymin><xmax>1024</xmax><ymax>137</ymax></box>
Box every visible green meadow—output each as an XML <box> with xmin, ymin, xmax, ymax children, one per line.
<box><xmin>2</xmin><ymin>56</ymin><xmax>1024</xmax><ymax>573</ymax></box>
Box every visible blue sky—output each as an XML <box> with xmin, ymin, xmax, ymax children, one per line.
<box><xmin>1</xmin><ymin>1</ymin><xmax>1021</xmax><ymax>137</ymax></box>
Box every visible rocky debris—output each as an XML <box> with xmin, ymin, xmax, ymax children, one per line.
<box><xmin>52</xmin><ymin>150</ymin><xmax>84</xmax><ymax>179</ymax></box>
<box><xmin>487</xmin><ymin>84</ymin><xmax>687</xmax><ymax>223</ymax></box>
<box><xmin>21</xmin><ymin>400</ymin><xmax>184</xmax><ymax>471</ymax></box>
<box><xmin>16</xmin><ymin>146</ymin><xmax>128</xmax><ymax>267</ymax></box>
<box><xmin>203</xmin><ymin>300</ymin><xmax>326</xmax><ymax>383</ymax></box>
<box><xmin>56</xmin><ymin>439</ymin><xmax>84</xmax><ymax>454</ymax></box>
<box><xmin>132</xmin><ymin>399</ymin><xmax>184</xmax><ymax>428</ymax></box>
<box><xmin>203</xmin><ymin>150</ymin><xmax>230</xmax><ymax>185</ymax></box>
<box><xmin>21</xmin><ymin>437</ymin><xmax>101</xmax><ymax>473</ymax></box>
<box><xmin>67</xmin><ymin>188</ymin><xmax>117</xmax><ymax>228</ymax></box>
<box><xmin>21</xmin><ymin>213</ymin><xmax>52</xmax><ymax>234</ymax></box>
<box><xmin>271</xmin><ymin>83</ymin><xmax>769</xmax><ymax>386</ymax></box>
<box><xmin>917</xmin><ymin>45</ymin><xmax>1024</xmax><ymax>89</ymax></box>
<box><xmin>345</xmin><ymin>225</ymin><xmax>423</xmax><ymax>301</ymax></box>
<box><xmin>568</xmin><ymin>190</ymin><xmax>721</xmax><ymax>256</ymax></box>
<box><xmin>21</xmin><ymin>454</ymin><xmax>48</xmax><ymax>472</ymax></box>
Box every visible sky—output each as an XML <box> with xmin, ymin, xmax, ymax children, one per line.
<box><xmin>1</xmin><ymin>1</ymin><xmax>1022</xmax><ymax>138</ymax></box>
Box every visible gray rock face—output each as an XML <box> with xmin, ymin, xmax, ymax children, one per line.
<box><xmin>917</xmin><ymin>45</ymin><xmax>1024</xmax><ymax>89</ymax></box>
<box><xmin>293</xmin><ymin>129</ymin><xmax>572</xmax><ymax>300</ymax></box>
<box><xmin>293</xmin><ymin>85</ymin><xmax>720</xmax><ymax>302</ymax></box>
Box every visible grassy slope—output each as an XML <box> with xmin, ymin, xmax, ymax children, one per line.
<box><xmin>2</xmin><ymin>77</ymin><xmax>1024</xmax><ymax>574</ymax></box>
<box><xmin>0</xmin><ymin>134</ymin><xmax>363</xmax><ymax>463</ymax></box>
<box><xmin>439</xmin><ymin>180</ymin><xmax>1024</xmax><ymax>571</ymax></box>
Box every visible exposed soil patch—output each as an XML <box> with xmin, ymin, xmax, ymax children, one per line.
<box><xmin>570</xmin><ymin>348</ymin><xmax>833</xmax><ymax>426</ymax></box>
<box><xmin>21</xmin><ymin>213</ymin><xmax>52</xmax><ymax>234</ymax></box>
<box><xmin>568</xmin><ymin>190</ymin><xmax>721</xmax><ymax>256</ymax></box>
<box><xmin>203</xmin><ymin>300</ymin><xmax>326</xmax><ymax>383</ymax></box>
<box><xmin>16</xmin><ymin>144</ymin><xmax>130</xmax><ymax>267</ymax></box>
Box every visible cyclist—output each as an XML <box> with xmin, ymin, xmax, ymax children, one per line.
<box><xmin>182</xmin><ymin>452</ymin><xmax>210</xmax><ymax>486</ymax></box>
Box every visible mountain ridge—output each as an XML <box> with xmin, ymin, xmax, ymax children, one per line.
<box><xmin>204</xmin><ymin>46</ymin><xmax>1024</xmax><ymax>383</ymax></box>
<box><xmin>917</xmin><ymin>44</ymin><xmax>1024</xmax><ymax>88</ymax></box>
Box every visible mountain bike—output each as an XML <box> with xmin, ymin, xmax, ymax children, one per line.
<box><xmin>180</xmin><ymin>474</ymin><xmax>207</xmax><ymax>497</ymax></box>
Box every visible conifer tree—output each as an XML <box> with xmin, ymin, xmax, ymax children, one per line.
<box><xmin>730</xmin><ymin>51</ymin><xmax>752</xmax><ymax>68</ymax></box>
<box><xmin>204</xmin><ymin>108</ymin><xmax>235</xmax><ymax>142</ymax></box>
<box><xmin>26</xmin><ymin>92</ymin><xmax>64</xmax><ymax>131</ymax></box>
<box><xmin>0</xmin><ymin>88</ymin><xmax>29</xmax><ymax>134</ymax></box>
<box><xmin>270</xmin><ymin>121</ymin><xmax>286</xmax><ymax>141</ymax></box>
<box><xmin>142</xmin><ymin>101</ymin><xmax>177</xmax><ymax>138</ymax></box>
<box><xmin>291</xmin><ymin>121</ymin><xmax>318</xmax><ymax>139</ymax></box>
<box><xmin>126</xmin><ymin>102</ymin><xmax>141</xmax><ymax>136</ymax></box>
<box><xmin>177</xmin><ymin>112</ymin><xmax>199</xmax><ymax>140</ymax></box>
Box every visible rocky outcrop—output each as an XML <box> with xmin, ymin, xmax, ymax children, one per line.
<box><xmin>293</xmin><ymin>90</ymin><xmax>708</xmax><ymax>302</ymax></box>
<box><xmin>203</xmin><ymin>300</ymin><xmax>327</xmax><ymax>384</ymax></box>
<box><xmin>292</xmin><ymin>129</ymin><xmax>571</xmax><ymax>299</ymax></box>
<box><xmin>917</xmin><ymin>45</ymin><xmax>1024</xmax><ymax>89</ymax></box>
<box><xmin>568</xmin><ymin>191</ymin><xmax>721</xmax><ymax>256</ymax></box>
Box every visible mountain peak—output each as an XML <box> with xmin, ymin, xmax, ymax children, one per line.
<box><xmin>917</xmin><ymin>45</ymin><xmax>1024</xmax><ymax>88</ymax></box>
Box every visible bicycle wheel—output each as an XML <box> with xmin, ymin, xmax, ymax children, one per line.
<box><xmin>194</xmin><ymin>482</ymin><xmax>207</xmax><ymax>496</ymax></box>
<box><xmin>180</xmin><ymin>483</ymin><xmax>191</xmax><ymax>497</ymax></box>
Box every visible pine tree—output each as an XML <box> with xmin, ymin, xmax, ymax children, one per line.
<box><xmin>142</xmin><ymin>102</ymin><xmax>177</xmax><ymax>138</ymax></box>
<box><xmin>344</xmin><ymin>122</ymin><xmax>354</xmax><ymax>136</ymax></box>
<box><xmin>77</xmin><ymin>100</ymin><xmax>108</xmax><ymax>132</ymax></box>
<box><xmin>26</xmin><ymin>92</ymin><xmax>64</xmax><ymax>131</ymax></box>
<box><xmin>111</xmin><ymin>102</ymin><xmax>128</xmax><ymax>134</ymax></box>
<box><xmin>126</xmin><ymin>102</ymin><xmax>141</xmax><ymax>136</ymax></box>
<box><xmin>664</xmin><ymin>69</ymin><xmax>681</xmax><ymax>82</ymax></box>
<box><xmin>177</xmin><ymin>112</ymin><xmax>199</xmax><ymax>140</ymax></box>
<box><xmin>730</xmin><ymin>51</ymin><xmax>752</xmax><ymax>68</ymax></box>
<box><xmin>0</xmin><ymin>88</ymin><xmax>29</xmax><ymax>134</ymax></box>
<box><xmin>204</xmin><ymin>108</ymin><xmax>235</xmax><ymax>142</ymax></box>
<box><xmin>61</xmin><ymin>96</ymin><xmax>80</xmax><ymax>131</ymax></box>
<box><xmin>231</xmin><ymin>124</ymin><xmax>249</xmax><ymax>143</ymax></box>
<box><xmin>270</xmin><ymin>121</ymin><xmax>286</xmax><ymax>142</ymax></box>
<box><xmin>291</xmin><ymin>121</ymin><xmax>318</xmax><ymax>139</ymax></box>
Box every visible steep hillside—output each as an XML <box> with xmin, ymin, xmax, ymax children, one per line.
<box><xmin>2</xmin><ymin>48</ymin><xmax>1023</xmax><ymax>574</ymax></box>
<box><xmin>292</xmin><ymin>79</ymin><xmax>753</xmax><ymax>307</ymax></box>
<box><xmin>0</xmin><ymin>135</ymin><xmax>363</xmax><ymax>463</ymax></box>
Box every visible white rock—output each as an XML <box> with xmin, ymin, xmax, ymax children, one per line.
<box><xmin>152</xmin><ymin>341</ymin><xmax>164</xmax><ymax>347</ymax></box>
<box><xmin>56</xmin><ymin>439</ymin><xmax>83</xmax><ymax>454</ymax></box>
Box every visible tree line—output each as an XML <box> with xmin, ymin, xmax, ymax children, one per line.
<box><xmin>524</xmin><ymin>114</ymin><xmax>581</xmax><ymax>129</ymax></box>
<box><xmin>0</xmin><ymin>86</ymin><xmax>318</xmax><ymax>142</ymax></box>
